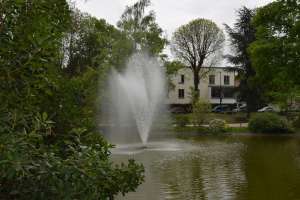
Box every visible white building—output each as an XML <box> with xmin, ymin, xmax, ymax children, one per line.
<box><xmin>167</xmin><ymin>67</ymin><xmax>238</xmax><ymax>107</ymax></box>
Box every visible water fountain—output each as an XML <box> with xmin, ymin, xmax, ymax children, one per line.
<box><xmin>105</xmin><ymin>52</ymin><xmax>167</xmax><ymax>145</ymax></box>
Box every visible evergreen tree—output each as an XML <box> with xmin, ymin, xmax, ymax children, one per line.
<box><xmin>225</xmin><ymin>7</ymin><xmax>265</xmax><ymax>112</ymax></box>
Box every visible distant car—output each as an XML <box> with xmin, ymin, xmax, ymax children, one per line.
<box><xmin>212</xmin><ymin>105</ymin><xmax>230</xmax><ymax>113</ymax></box>
<box><xmin>257</xmin><ymin>106</ymin><xmax>275</xmax><ymax>112</ymax></box>
<box><xmin>232</xmin><ymin>105</ymin><xmax>247</xmax><ymax>112</ymax></box>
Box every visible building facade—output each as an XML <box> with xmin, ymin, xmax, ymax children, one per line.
<box><xmin>167</xmin><ymin>67</ymin><xmax>238</xmax><ymax>107</ymax></box>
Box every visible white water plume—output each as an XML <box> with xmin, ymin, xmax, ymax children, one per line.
<box><xmin>105</xmin><ymin>52</ymin><xmax>167</xmax><ymax>145</ymax></box>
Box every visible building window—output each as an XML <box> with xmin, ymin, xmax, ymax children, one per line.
<box><xmin>211</xmin><ymin>87</ymin><xmax>235</xmax><ymax>98</ymax></box>
<box><xmin>223</xmin><ymin>87</ymin><xmax>235</xmax><ymax>98</ymax></box>
<box><xmin>209</xmin><ymin>75</ymin><xmax>215</xmax><ymax>85</ymax></box>
<box><xmin>179</xmin><ymin>74</ymin><xmax>184</xmax><ymax>84</ymax></box>
<box><xmin>224</xmin><ymin>75</ymin><xmax>230</xmax><ymax>85</ymax></box>
<box><xmin>178</xmin><ymin>89</ymin><xmax>184</xmax><ymax>99</ymax></box>
<box><xmin>211</xmin><ymin>87</ymin><xmax>221</xmax><ymax>98</ymax></box>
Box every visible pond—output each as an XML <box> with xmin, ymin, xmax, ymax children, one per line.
<box><xmin>113</xmin><ymin>134</ymin><xmax>300</xmax><ymax>200</ymax></box>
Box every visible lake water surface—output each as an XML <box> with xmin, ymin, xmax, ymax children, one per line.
<box><xmin>113</xmin><ymin>134</ymin><xmax>300</xmax><ymax>200</ymax></box>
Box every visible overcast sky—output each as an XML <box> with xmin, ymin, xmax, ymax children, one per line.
<box><xmin>75</xmin><ymin>0</ymin><xmax>273</xmax><ymax>65</ymax></box>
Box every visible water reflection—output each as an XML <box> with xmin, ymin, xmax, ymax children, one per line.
<box><xmin>153</xmin><ymin>141</ymin><xmax>246</xmax><ymax>200</ymax></box>
<box><xmin>241</xmin><ymin>136</ymin><xmax>300</xmax><ymax>200</ymax></box>
<box><xmin>114</xmin><ymin>135</ymin><xmax>300</xmax><ymax>200</ymax></box>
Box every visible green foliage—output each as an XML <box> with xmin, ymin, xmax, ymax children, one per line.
<box><xmin>53</xmin><ymin>67</ymin><xmax>100</xmax><ymax>133</ymax></box>
<box><xmin>164</xmin><ymin>60</ymin><xmax>184</xmax><ymax>90</ymax></box>
<box><xmin>165</xmin><ymin>61</ymin><xmax>184</xmax><ymax>76</ymax></box>
<box><xmin>249</xmin><ymin>113</ymin><xmax>294</xmax><ymax>133</ymax></box>
<box><xmin>293</xmin><ymin>114</ymin><xmax>300</xmax><ymax>129</ymax></box>
<box><xmin>225</xmin><ymin>7</ymin><xmax>265</xmax><ymax>112</ymax></box>
<box><xmin>208</xmin><ymin>119</ymin><xmax>227</xmax><ymax>133</ymax></box>
<box><xmin>117</xmin><ymin>0</ymin><xmax>167</xmax><ymax>55</ymax></box>
<box><xmin>191</xmin><ymin>99</ymin><xmax>211</xmax><ymax>126</ymax></box>
<box><xmin>172</xmin><ymin>18</ymin><xmax>225</xmax><ymax>95</ymax></box>
<box><xmin>0</xmin><ymin>131</ymin><xmax>144</xmax><ymax>199</ymax></box>
<box><xmin>270</xmin><ymin>87</ymin><xmax>300</xmax><ymax>112</ymax></box>
<box><xmin>0</xmin><ymin>1</ymin><xmax>144</xmax><ymax>199</ymax></box>
<box><xmin>63</xmin><ymin>9</ymin><xmax>133</xmax><ymax>76</ymax></box>
<box><xmin>249</xmin><ymin>0</ymin><xmax>300</xmax><ymax>105</ymax></box>
<box><xmin>174</xmin><ymin>115</ymin><xmax>190</xmax><ymax>127</ymax></box>
<box><xmin>0</xmin><ymin>0</ymin><xmax>71</xmax><ymax>134</ymax></box>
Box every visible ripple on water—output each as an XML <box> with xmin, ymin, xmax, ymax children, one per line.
<box><xmin>116</xmin><ymin>136</ymin><xmax>300</xmax><ymax>200</ymax></box>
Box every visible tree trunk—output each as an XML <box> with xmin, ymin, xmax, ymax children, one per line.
<box><xmin>193</xmin><ymin>69</ymin><xmax>200</xmax><ymax>98</ymax></box>
<box><xmin>193</xmin><ymin>59</ymin><xmax>205</xmax><ymax>99</ymax></box>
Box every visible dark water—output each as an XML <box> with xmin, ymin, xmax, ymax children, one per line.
<box><xmin>113</xmin><ymin>134</ymin><xmax>300</xmax><ymax>200</ymax></box>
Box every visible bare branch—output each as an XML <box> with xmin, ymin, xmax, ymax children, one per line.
<box><xmin>171</xmin><ymin>18</ymin><xmax>225</xmax><ymax>94</ymax></box>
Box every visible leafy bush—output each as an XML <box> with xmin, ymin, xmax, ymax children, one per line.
<box><xmin>174</xmin><ymin>115</ymin><xmax>190</xmax><ymax>127</ymax></box>
<box><xmin>233</xmin><ymin>114</ymin><xmax>248</xmax><ymax>123</ymax></box>
<box><xmin>0</xmin><ymin>1</ymin><xmax>145</xmax><ymax>199</ymax></box>
<box><xmin>249</xmin><ymin>113</ymin><xmax>294</xmax><ymax>133</ymax></box>
<box><xmin>0</xmin><ymin>131</ymin><xmax>144</xmax><ymax>200</ymax></box>
<box><xmin>208</xmin><ymin>119</ymin><xmax>227</xmax><ymax>133</ymax></box>
<box><xmin>293</xmin><ymin>114</ymin><xmax>300</xmax><ymax>129</ymax></box>
<box><xmin>191</xmin><ymin>99</ymin><xmax>211</xmax><ymax>126</ymax></box>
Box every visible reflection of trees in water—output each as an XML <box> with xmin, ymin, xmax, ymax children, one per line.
<box><xmin>154</xmin><ymin>142</ymin><xmax>247</xmax><ymax>200</ymax></box>
<box><xmin>242</xmin><ymin>137</ymin><xmax>300</xmax><ymax>200</ymax></box>
<box><xmin>295</xmin><ymin>140</ymin><xmax>300</xmax><ymax>167</ymax></box>
<box><xmin>116</xmin><ymin>137</ymin><xmax>300</xmax><ymax>200</ymax></box>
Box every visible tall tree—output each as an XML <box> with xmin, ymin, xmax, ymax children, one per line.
<box><xmin>0</xmin><ymin>0</ymin><xmax>71</xmax><ymax>119</ymax></box>
<box><xmin>171</xmin><ymin>19</ymin><xmax>225</xmax><ymax>96</ymax></box>
<box><xmin>225</xmin><ymin>7</ymin><xmax>265</xmax><ymax>112</ymax></box>
<box><xmin>117</xmin><ymin>0</ymin><xmax>167</xmax><ymax>55</ymax></box>
<box><xmin>249</xmin><ymin>0</ymin><xmax>300</xmax><ymax>109</ymax></box>
<box><xmin>62</xmin><ymin>9</ymin><xmax>133</xmax><ymax>76</ymax></box>
<box><xmin>0</xmin><ymin>1</ymin><xmax>144</xmax><ymax>199</ymax></box>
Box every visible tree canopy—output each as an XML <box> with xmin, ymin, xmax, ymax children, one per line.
<box><xmin>62</xmin><ymin>8</ymin><xmax>134</xmax><ymax>76</ymax></box>
<box><xmin>249</xmin><ymin>0</ymin><xmax>300</xmax><ymax>106</ymax></box>
<box><xmin>225</xmin><ymin>7</ymin><xmax>265</xmax><ymax>112</ymax></box>
<box><xmin>0</xmin><ymin>1</ymin><xmax>144</xmax><ymax>199</ymax></box>
<box><xmin>172</xmin><ymin>18</ymin><xmax>225</xmax><ymax>94</ymax></box>
<box><xmin>117</xmin><ymin>0</ymin><xmax>167</xmax><ymax>55</ymax></box>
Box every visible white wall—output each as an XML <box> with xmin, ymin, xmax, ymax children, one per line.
<box><xmin>167</xmin><ymin>67</ymin><xmax>237</xmax><ymax>104</ymax></box>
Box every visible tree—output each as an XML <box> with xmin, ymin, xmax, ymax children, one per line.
<box><xmin>59</xmin><ymin>9</ymin><xmax>134</xmax><ymax>132</ymax></box>
<box><xmin>117</xmin><ymin>0</ymin><xmax>167</xmax><ymax>55</ymax></box>
<box><xmin>164</xmin><ymin>60</ymin><xmax>184</xmax><ymax>90</ymax></box>
<box><xmin>224</xmin><ymin>7</ymin><xmax>265</xmax><ymax>113</ymax></box>
<box><xmin>249</xmin><ymin>0</ymin><xmax>300</xmax><ymax>109</ymax></box>
<box><xmin>0</xmin><ymin>0</ymin><xmax>71</xmax><ymax>122</ymax></box>
<box><xmin>0</xmin><ymin>1</ymin><xmax>144</xmax><ymax>199</ymax></box>
<box><xmin>171</xmin><ymin>19</ymin><xmax>225</xmax><ymax>96</ymax></box>
<box><xmin>191</xmin><ymin>98</ymin><xmax>211</xmax><ymax>126</ymax></box>
<box><xmin>62</xmin><ymin>8</ymin><xmax>133</xmax><ymax>76</ymax></box>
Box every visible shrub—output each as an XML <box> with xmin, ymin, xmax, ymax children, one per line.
<box><xmin>174</xmin><ymin>115</ymin><xmax>190</xmax><ymax>127</ymax></box>
<box><xmin>233</xmin><ymin>114</ymin><xmax>248</xmax><ymax>123</ymax></box>
<box><xmin>191</xmin><ymin>99</ymin><xmax>211</xmax><ymax>126</ymax></box>
<box><xmin>249</xmin><ymin>113</ymin><xmax>294</xmax><ymax>133</ymax></box>
<box><xmin>0</xmin><ymin>1</ymin><xmax>145</xmax><ymax>199</ymax></box>
<box><xmin>293</xmin><ymin>114</ymin><xmax>300</xmax><ymax>129</ymax></box>
<box><xmin>0</xmin><ymin>130</ymin><xmax>144</xmax><ymax>200</ymax></box>
<box><xmin>209</xmin><ymin>119</ymin><xmax>227</xmax><ymax>133</ymax></box>
<box><xmin>0</xmin><ymin>110</ymin><xmax>145</xmax><ymax>199</ymax></box>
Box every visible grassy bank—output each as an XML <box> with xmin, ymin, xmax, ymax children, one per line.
<box><xmin>173</xmin><ymin>126</ymin><xmax>249</xmax><ymax>134</ymax></box>
<box><xmin>172</xmin><ymin>113</ymin><xmax>248</xmax><ymax>124</ymax></box>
